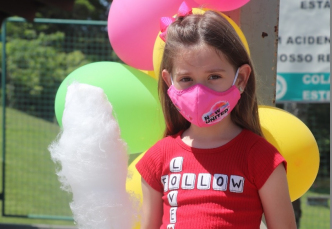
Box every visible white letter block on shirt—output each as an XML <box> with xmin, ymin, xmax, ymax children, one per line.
<box><xmin>169</xmin><ymin>174</ymin><xmax>181</xmax><ymax>190</ymax></box>
<box><xmin>230</xmin><ymin>175</ymin><xmax>245</xmax><ymax>193</ymax></box>
<box><xmin>213</xmin><ymin>174</ymin><xmax>228</xmax><ymax>191</ymax></box>
<box><xmin>181</xmin><ymin>173</ymin><xmax>196</xmax><ymax>189</ymax></box>
<box><xmin>170</xmin><ymin>157</ymin><xmax>183</xmax><ymax>172</ymax></box>
<box><xmin>167</xmin><ymin>224</ymin><xmax>175</xmax><ymax>229</ymax></box>
<box><xmin>161</xmin><ymin>175</ymin><xmax>169</xmax><ymax>192</ymax></box>
<box><xmin>197</xmin><ymin>173</ymin><xmax>211</xmax><ymax>190</ymax></box>
<box><xmin>170</xmin><ymin>207</ymin><xmax>177</xmax><ymax>223</ymax></box>
<box><xmin>167</xmin><ymin>191</ymin><xmax>178</xmax><ymax>207</ymax></box>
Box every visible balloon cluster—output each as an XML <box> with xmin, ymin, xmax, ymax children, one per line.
<box><xmin>54</xmin><ymin>2</ymin><xmax>319</xmax><ymax>228</ymax></box>
<box><xmin>108</xmin><ymin>0</ymin><xmax>250</xmax><ymax>71</ymax></box>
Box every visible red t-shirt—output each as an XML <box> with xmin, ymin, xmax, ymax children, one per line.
<box><xmin>136</xmin><ymin>129</ymin><xmax>286</xmax><ymax>229</ymax></box>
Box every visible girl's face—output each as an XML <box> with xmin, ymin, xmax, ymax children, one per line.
<box><xmin>162</xmin><ymin>44</ymin><xmax>250</xmax><ymax>93</ymax></box>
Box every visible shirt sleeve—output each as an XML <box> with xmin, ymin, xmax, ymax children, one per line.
<box><xmin>248</xmin><ymin>138</ymin><xmax>287</xmax><ymax>190</ymax></box>
<box><xmin>136</xmin><ymin>143</ymin><xmax>164</xmax><ymax>193</ymax></box>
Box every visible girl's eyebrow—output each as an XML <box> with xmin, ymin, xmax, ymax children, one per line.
<box><xmin>205</xmin><ymin>68</ymin><xmax>226</xmax><ymax>73</ymax></box>
<box><xmin>175</xmin><ymin>70</ymin><xmax>192</xmax><ymax>76</ymax></box>
<box><xmin>175</xmin><ymin>68</ymin><xmax>226</xmax><ymax>77</ymax></box>
<box><xmin>176</xmin><ymin>68</ymin><xmax>226</xmax><ymax>75</ymax></box>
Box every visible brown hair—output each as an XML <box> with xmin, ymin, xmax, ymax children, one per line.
<box><xmin>158</xmin><ymin>10</ymin><xmax>263</xmax><ymax>137</ymax></box>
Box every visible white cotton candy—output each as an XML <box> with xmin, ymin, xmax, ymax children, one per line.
<box><xmin>48</xmin><ymin>82</ymin><xmax>140</xmax><ymax>229</ymax></box>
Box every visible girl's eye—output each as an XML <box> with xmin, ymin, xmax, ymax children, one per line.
<box><xmin>179</xmin><ymin>77</ymin><xmax>193</xmax><ymax>82</ymax></box>
<box><xmin>209</xmin><ymin>74</ymin><xmax>222</xmax><ymax>80</ymax></box>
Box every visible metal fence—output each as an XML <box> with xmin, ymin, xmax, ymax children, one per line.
<box><xmin>276</xmin><ymin>102</ymin><xmax>330</xmax><ymax>229</ymax></box>
<box><xmin>0</xmin><ymin>18</ymin><xmax>115</xmax><ymax>224</ymax></box>
<box><xmin>0</xmin><ymin>18</ymin><xmax>330</xmax><ymax>228</ymax></box>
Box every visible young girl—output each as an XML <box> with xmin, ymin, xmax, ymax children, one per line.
<box><xmin>136</xmin><ymin>4</ymin><xmax>297</xmax><ymax>229</ymax></box>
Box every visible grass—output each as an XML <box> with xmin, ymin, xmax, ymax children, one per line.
<box><xmin>299</xmin><ymin>177</ymin><xmax>330</xmax><ymax>229</ymax></box>
<box><xmin>300</xmin><ymin>188</ymin><xmax>330</xmax><ymax>229</ymax></box>
<box><xmin>0</xmin><ymin>107</ymin><xmax>75</xmax><ymax>226</ymax></box>
<box><xmin>0</xmin><ymin>106</ymin><xmax>141</xmax><ymax>226</ymax></box>
<box><xmin>0</xmin><ymin>107</ymin><xmax>329</xmax><ymax>228</ymax></box>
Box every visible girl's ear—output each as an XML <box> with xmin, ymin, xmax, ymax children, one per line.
<box><xmin>162</xmin><ymin>69</ymin><xmax>172</xmax><ymax>87</ymax></box>
<box><xmin>236</xmin><ymin>64</ymin><xmax>251</xmax><ymax>93</ymax></box>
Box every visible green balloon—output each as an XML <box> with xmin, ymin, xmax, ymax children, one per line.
<box><xmin>55</xmin><ymin>61</ymin><xmax>165</xmax><ymax>154</ymax></box>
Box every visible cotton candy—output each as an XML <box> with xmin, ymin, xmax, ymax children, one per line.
<box><xmin>49</xmin><ymin>82</ymin><xmax>139</xmax><ymax>229</ymax></box>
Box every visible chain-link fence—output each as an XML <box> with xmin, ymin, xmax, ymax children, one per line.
<box><xmin>0</xmin><ymin>18</ymin><xmax>117</xmax><ymax>224</ymax></box>
<box><xmin>277</xmin><ymin>102</ymin><xmax>330</xmax><ymax>229</ymax></box>
<box><xmin>0</xmin><ymin>18</ymin><xmax>330</xmax><ymax>228</ymax></box>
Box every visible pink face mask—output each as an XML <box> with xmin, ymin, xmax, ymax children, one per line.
<box><xmin>167</xmin><ymin>69</ymin><xmax>241</xmax><ymax>127</ymax></box>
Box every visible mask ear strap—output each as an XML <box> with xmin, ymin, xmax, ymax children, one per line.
<box><xmin>232</xmin><ymin>68</ymin><xmax>240</xmax><ymax>86</ymax></box>
<box><xmin>170</xmin><ymin>75</ymin><xmax>174</xmax><ymax>85</ymax></box>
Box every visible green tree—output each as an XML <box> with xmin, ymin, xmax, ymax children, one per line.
<box><xmin>5</xmin><ymin>31</ymin><xmax>89</xmax><ymax>121</ymax></box>
<box><xmin>1</xmin><ymin>0</ymin><xmax>119</xmax><ymax>121</ymax></box>
<box><xmin>36</xmin><ymin>0</ymin><xmax>112</xmax><ymax>20</ymax></box>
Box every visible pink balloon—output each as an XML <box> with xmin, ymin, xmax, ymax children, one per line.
<box><xmin>108</xmin><ymin>0</ymin><xmax>199</xmax><ymax>70</ymax></box>
<box><xmin>194</xmin><ymin>0</ymin><xmax>250</xmax><ymax>11</ymax></box>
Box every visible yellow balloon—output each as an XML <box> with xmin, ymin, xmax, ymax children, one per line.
<box><xmin>153</xmin><ymin>8</ymin><xmax>250</xmax><ymax>77</ymax></box>
<box><xmin>152</xmin><ymin>35</ymin><xmax>165</xmax><ymax>78</ymax></box>
<box><xmin>140</xmin><ymin>70</ymin><xmax>158</xmax><ymax>80</ymax></box>
<box><xmin>126</xmin><ymin>152</ymin><xmax>146</xmax><ymax>229</ymax></box>
<box><xmin>258</xmin><ymin>105</ymin><xmax>320</xmax><ymax>201</ymax></box>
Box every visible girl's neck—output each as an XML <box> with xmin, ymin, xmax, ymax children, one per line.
<box><xmin>181</xmin><ymin>116</ymin><xmax>242</xmax><ymax>149</ymax></box>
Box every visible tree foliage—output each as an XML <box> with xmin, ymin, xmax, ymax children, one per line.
<box><xmin>1</xmin><ymin>0</ymin><xmax>118</xmax><ymax>121</ymax></box>
<box><xmin>36</xmin><ymin>0</ymin><xmax>111</xmax><ymax>21</ymax></box>
<box><xmin>5</xmin><ymin>31</ymin><xmax>89</xmax><ymax>121</ymax></box>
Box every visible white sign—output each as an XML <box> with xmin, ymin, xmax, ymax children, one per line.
<box><xmin>276</xmin><ymin>0</ymin><xmax>330</xmax><ymax>102</ymax></box>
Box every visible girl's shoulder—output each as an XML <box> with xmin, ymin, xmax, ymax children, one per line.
<box><xmin>241</xmin><ymin>129</ymin><xmax>275</xmax><ymax>149</ymax></box>
<box><xmin>243</xmin><ymin>130</ymin><xmax>286</xmax><ymax>189</ymax></box>
<box><xmin>135</xmin><ymin>132</ymin><xmax>183</xmax><ymax>192</ymax></box>
<box><xmin>147</xmin><ymin>131</ymin><xmax>182</xmax><ymax>152</ymax></box>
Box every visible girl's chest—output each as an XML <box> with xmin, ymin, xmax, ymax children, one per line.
<box><xmin>160</xmin><ymin>153</ymin><xmax>255</xmax><ymax>197</ymax></box>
